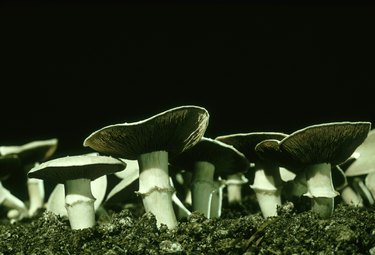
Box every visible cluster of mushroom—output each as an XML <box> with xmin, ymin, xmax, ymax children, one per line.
<box><xmin>2</xmin><ymin>105</ymin><xmax>372</xmax><ymax>231</ymax></box>
<box><xmin>253</xmin><ymin>122</ymin><xmax>371</xmax><ymax>218</ymax></box>
<box><xmin>28</xmin><ymin>105</ymin><xmax>211</xmax><ymax>230</ymax></box>
<box><xmin>0</xmin><ymin>138</ymin><xmax>58</xmax><ymax>220</ymax></box>
<box><xmin>337</xmin><ymin>129</ymin><xmax>375</xmax><ymax>207</ymax></box>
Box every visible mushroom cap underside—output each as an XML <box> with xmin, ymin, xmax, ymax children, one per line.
<box><xmin>27</xmin><ymin>155</ymin><xmax>126</xmax><ymax>184</ymax></box>
<box><xmin>83</xmin><ymin>105</ymin><xmax>209</xmax><ymax>160</ymax></box>
<box><xmin>171</xmin><ymin>137</ymin><xmax>250</xmax><ymax>177</ymax></box>
<box><xmin>345</xmin><ymin>129</ymin><xmax>375</xmax><ymax>176</ymax></box>
<box><xmin>216</xmin><ymin>132</ymin><xmax>288</xmax><ymax>162</ymax></box>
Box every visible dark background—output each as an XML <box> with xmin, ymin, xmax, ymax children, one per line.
<box><xmin>1</xmin><ymin>1</ymin><xmax>374</xmax><ymax>158</ymax></box>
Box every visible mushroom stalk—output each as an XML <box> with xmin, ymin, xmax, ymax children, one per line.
<box><xmin>138</xmin><ymin>150</ymin><xmax>177</xmax><ymax>229</ymax></box>
<box><xmin>340</xmin><ymin>185</ymin><xmax>363</xmax><ymax>207</ymax></box>
<box><xmin>191</xmin><ymin>161</ymin><xmax>216</xmax><ymax>218</ymax></box>
<box><xmin>352</xmin><ymin>177</ymin><xmax>374</xmax><ymax>206</ymax></box>
<box><xmin>250</xmin><ymin>165</ymin><xmax>282</xmax><ymax>218</ymax></box>
<box><xmin>226</xmin><ymin>173</ymin><xmax>247</xmax><ymax>205</ymax></box>
<box><xmin>27</xmin><ymin>178</ymin><xmax>45</xmax><ymax>216</ymax></box>
<box><xmin>304</xmin><ymin>163</ymin><xmax>339</xmax><ymax>218</ymax></box>
<box><xmin>0</xmin><ymin>182</ymin><xmax>28</xmax><ymax>220</ymax></box>
<box><xmin>64</xmin><ymin>178</ymin><xmax>96</xmax><ymax>230</ymax></box>
<box><xmin>209</xmin><ymin>179</ymin><xmax>224</xmax><ymax>218</ymax></box>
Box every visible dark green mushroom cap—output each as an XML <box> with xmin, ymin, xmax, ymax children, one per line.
<box><xmin>83</xmin><ymin>105</ymin><xmax>210</xmax><ymax>160</ymax></box>
<box><xmin>256</xmin><ymin>122</ymin><xmax>371</xmax><ymax>174</ymax></box>
<box><xmin>345</xmin><ymin>129</ymin><xmax>375</xmax><ymax>177</ymax></box>
<box><xmin>171</xmin><ymin>137</ymin><xmax>250</xmax><ymax>177</ymax></box>
<box><xmin>255</xmin><ymin>139</ymin><xmax>303</xmax><ymax>172</ymax></box>
<box><xmin>0</xmin><ymin>138</ymin><xmax>58</xmax><ymax>166</ymax></box>
<box><xmin>27</xmin><ymin>155</ymin><xmax>127</xmax><ymax>184</ymax></box>
<box><xmin>0</xmin><ymin>154</ymin><xmax>23</xmax><ymax>181</ymax></box>
<box><xmin>280</xmin><ymin>122</ymin><xmax>371</xmax><ymax>166</ymax></box>
<box><xmin>217</xmin><ymin>133</ymin><xmax>288</xmax><ymax>184</ymax></box>
<box><xmin>215</xmin><ymin>132</ymin><xmax>288</xmax><ymax>163</ymax></box>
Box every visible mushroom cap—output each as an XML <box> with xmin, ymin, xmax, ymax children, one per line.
<box><xmin>83</xmin><ymin>105</ymin><xmax>209</xmax><ymax>160</ymax></box>
<box><xmin>0</xmin><ymin>138</ymin><xmax>58</xmax><ymax>165</ymax></box>
<box><xmin>114</xmin><ymin>159</ymin><xmax>139</xmax><ymax>179</ymax></box>
<box><xmin>280</xmin><ymin>121</ymin><xmax>371</xmax><ymax>166</ymax></box>
<box><xmin>345</xmin><ymin>129</ymin><xmax>375</xmax><ymax>176</ymax></box>
<box><xmin>255</xmin><ymin>139</ymin><xmax>301</xmax><ymax>171</ymax></box>
<box><xmin>0</xmin><ymin>154</ymin><xmax>22</xmax><ymax>180</ymax></box>
<box><xmin>27</xmin><ymin>155</ymin><xmax>126</xmax><ymax>184</ymax></box>
<box><xmin>171</xmin><ymin>137</ymin><xmax>250</xmax><ymax>177</ymax></box>
<box><xmin>215</xmin><ymin>132</ymin><xmax>288</xmax><ymax>162</ymax></box>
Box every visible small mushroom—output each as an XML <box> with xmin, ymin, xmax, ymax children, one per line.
<box><xmin>255</xmin><ymin>121</ymin><xmax>371</xmax><ymax>218</ymax></box>
<box><xmin>171</xmin><ymin>137</ymin><xmax>249</xmax><ymax>218</ymax></box>
<box><xmin>333</xmin><ymin>158</ymin><xmax>364</xmax><ymax>207</ymax></box>
<box><xmin>83</xmin><ymin>105</ymin><xmax>209</xmax><ymax>229</ymax></box>
<box><xmin>0</xmin><ymin>138</ymin><xmax>58</xmax><ymax>164</ymax></box>
<box><xmin>342</xmin><ymin>129</ymin><xmax>375</xmax><ymax>205</ymax></box>
<box><xmin>0</xmin><ymin>138</ymin><xmax>59</xmax><ymax>216</ymax></box>
<box><xmin>224</xmin><ymin>172</ymin><xmax>249</xmax><ymax>205</ymax></box>
<box><xmin>345</xmin><ymin>129</ymin><xmax>375</xmax><ymax>177</ymax></box>
<box><xmin>46</xmin><ymin>175</ymin><xmax>108</xmax><ymax>218</ymax></box>
<box><xmin>216</xmin><ymin>132</ymin><xmax>288</xmax><ymax>218</ymax></box>
<box><xmin>0</xmin><ymin>154</ymin><xmax>28</xmax><ymax>220</ymax></box>
<box><xmin>27</xmin><ymin>154</ymin><xmax>126</xmax><ymax>229</ymax></box>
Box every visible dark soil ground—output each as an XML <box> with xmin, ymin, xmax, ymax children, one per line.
<box><xmin>1</xmin><ymin>188</ymin><xmax>375</xmax><ymax>255</ymax></box>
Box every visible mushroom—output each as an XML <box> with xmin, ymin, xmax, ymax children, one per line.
<box><xmin>27</xmin><ymin>154</ymin><xmax>126</xmax><ymax>229</ymax></box>
<box><xmin>83</xmin><ymin>105</ymin><xmax>209</xmax><ymax>229</ymax></box>
<box><xmin>345</xmin><ymin>129</ymin><xmax>375</xmax><ymax>177</ymax></box>
<box><xmin>0</xmin><ymin>138</ymin><xmax>59</xmax><ymax>216</ymax></box>
<box><xmin>224</xmin><ymin>172</ymin><xmax>249</xmax><ymax>205</ymax></box>
<box><xmin>216</xmin><ymin>132</ymin><xmax>288</xmax><ymax>218</ymax></box>
<box><xmin>106</xmin><ymin>160</ymin><xmax>192</xmax><ymax>220</ymax></box>
<box><xmin>255</xmin><ymin>121</ymin><xmax>371</xmax><ymax>218</ymax></box>
<box><xmin>343</xmin><ymin>128</ymin><xmax>375</xmax><ymax>205</ymax></box>
<box><xmin>170</xmin><ymin>137</ymin><xmax>250</xmax><ymax>218</ymax></box>
<box><xmin>0</xmin><ymin>154</ymin><xmax>28</xmax><ymax>220</ymax></box>
<box><xmin>333</xmin><ymin>158</ymin><xmax>364</xmax><ymax>207</ymax></box>
<box><xmin>46</xmin><ymin>175</ymin><xmax>108</xmax><ymax>217</ymax></box>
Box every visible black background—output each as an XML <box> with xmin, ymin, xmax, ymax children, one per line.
<box><xmin>2</xmin><ymin>1</ymin><xmax>374</xmax><ymax>157</ymax></box>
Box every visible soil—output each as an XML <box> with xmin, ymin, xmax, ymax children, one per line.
<box><xmin>1</xmin><ymin>187</ymin><xmax>375</xmax><ymax>255</ymax></box>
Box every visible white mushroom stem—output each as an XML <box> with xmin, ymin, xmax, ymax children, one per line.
<box><xmin>0</xmin><ymin>182</ymin><xmax>28</xmax><ymax>220</ymax></box>
<box><xmin>209</xmin><ymin>179</ymin><xmax>225</xmax><ymax>219</ymax></box>
<box><xmin>352</xmin><ymin>177</ymin><xmax>375</xmax><ymax>206</ymax></box>
<box><xmin>27</xmin><ymin>177</ymin><xmax>45</xmax><ymax>216</ymax></box>
<box><xmin>250</xmin><ymin>165</ymin><xmax>283</xmax><ymax>218</ymax></box>
<box><xmin>191</xmin><ymin>161</ymin><xmax>216</xmax><ymax>218</ymax></box>
<box><xmin>340</xmin><ymin>185</ymin><xmax>363</xmax><ymax>207</ymax></box>
<box><xmin>64</xmin><ymin>178</ymin><xmax>96</xmax><ymax>230</ymax></box>
<box><xmin>226</xmin><ymin>173</ymin><xmax>247</xmax><ymax>205</ymax></box>
<box><xmin>138</xmin><ymin>150</ymin><xmax>177</xmax><ymax>229</ymax></box>
<box><xmin>303</xmin><ymin>163</ymin><xmax>339</xmax><ymax>218</ymax></box>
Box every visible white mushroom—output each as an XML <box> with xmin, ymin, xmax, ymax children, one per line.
<box><xmin>28</xmin><ymin>154</ymin><xmax>126</xmax><ymax>230</ymax></box>
<box><xmin>83</xmin><ymin>105</ymin><xmax>209</xmax><ymax>229</ymax></box>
